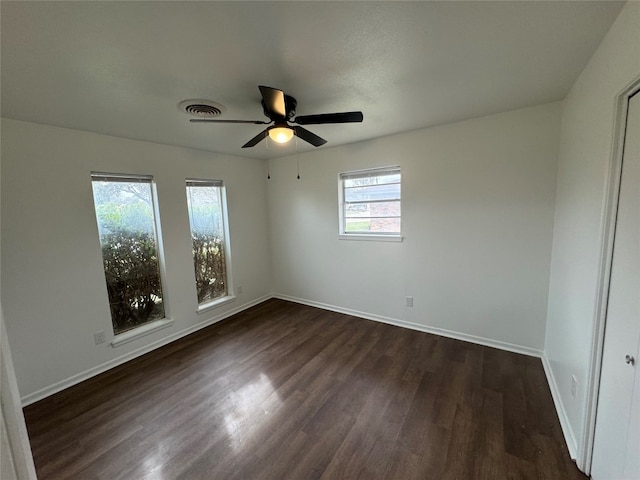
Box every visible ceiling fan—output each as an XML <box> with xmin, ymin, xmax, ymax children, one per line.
<box><xmin>190</xmin><ymin>85</ymin><xmax>364</xmax><ymax>148</ymax></box>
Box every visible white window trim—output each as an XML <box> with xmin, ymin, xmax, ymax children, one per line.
<box><xmin>111</xmin><ymin>318</ymin><xmax>174</xmax><ymax>347</ymax></box>
<box><xmin>196</xmin><ymin>294</ymin><xmax>237</xmax><ymax>315</ymax></box>
<box><xmin>338</xmin><ymin>165</ymin><xmax>402</xmax><ymax>240</ymax></box>
<box><xmin>338</xmin><ymin>233</ymin><xmax>403</xmax><ymax>242</ymax></box>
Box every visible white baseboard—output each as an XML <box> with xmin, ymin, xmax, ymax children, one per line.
<box><xmin>273</xmin><ymin>293</ymin><xmax>543</xmax><ymax>358</ymax></box>
<box><xmin>541</xmin><ymin>354</ymin><xmax>578</xmax><ymax>460</ymax></box>
<box><xmin>21</xmin><ymin>294</ymin><xmax>272</xmax><ymax>407</ymax></box>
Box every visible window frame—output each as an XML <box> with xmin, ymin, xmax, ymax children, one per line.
<box><xmin>338</xmin><ymin>166</ymin><xmax>403</xmax><ymax>242</ymax></box>
<box><xmin>90</xmin><ymin>172</ymin><xmax>173</xmax><ymax>346</ymax></box>
<box><xmin>185</xmin><ymin>178</ymin><xmax>235</xmax><ymax>314</ymax></box>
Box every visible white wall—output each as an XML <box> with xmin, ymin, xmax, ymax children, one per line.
<box><xmin>1</xmin><ymin>119</ymin><xmax>272</xmax><ymax>402</ymax></box>
<box><xmin>268</xmin><ymin>102</ymin><xmax>561</xmax><ymax>354</ymax></box>
<box><xmin>544</xmin><ymin>1</ymin><xmax>640</xmax><ymax>463</ymax></box>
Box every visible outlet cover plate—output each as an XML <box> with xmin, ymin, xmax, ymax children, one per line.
<box><xmin>94</xmin><ymin>331</ymin><xmax>106</xmax><ymax>345</ymax></box>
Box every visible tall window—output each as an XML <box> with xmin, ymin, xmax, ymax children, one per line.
<box><xmin>186</xmin><ymin>179</ymin><xmax>230</xmax><ymax>306</ymax></box>
<box><xmin>91</xmin><ymin>174</ymin><xmax>166</xmax><ymax>335</ymax></box>
<box><xmin>339</xmin><ymin>166</ymin><xmax>401</xmax><ymax>236</ymax></box>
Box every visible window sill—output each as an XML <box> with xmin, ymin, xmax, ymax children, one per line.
<box><xmin>196</xmin><ymin>295</ymin><xmax>236</xmax><ymax>315</ymax></box>
<box><xmin>111</xmin><ymin>318</ymin><xmax>174</xmax><ymax>347</ymax></box>
<box><xmin>338</xmin><ymin>234</ymin><xmax>404</xmax><ymax>243</ymax></box>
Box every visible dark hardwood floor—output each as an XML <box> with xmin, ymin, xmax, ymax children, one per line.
<box><xmin>24</xmin><ymin>299</ymin><xmax>586</xmax><ymax>479</ymax></box>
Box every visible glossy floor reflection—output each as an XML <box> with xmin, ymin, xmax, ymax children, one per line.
<box><xmin>223</xmin><ymin>373</ymin><xmax>281</xmax><ymax>451</ymax></box>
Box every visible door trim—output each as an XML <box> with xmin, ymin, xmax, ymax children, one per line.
<box><xmin>581</xmin><ymin>77</ymin><xmax>640</xmax><ymax>474</ymax></box>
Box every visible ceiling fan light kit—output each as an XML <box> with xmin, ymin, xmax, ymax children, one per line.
<box><xmin>189</xmin><ymin>85</ymin><xmax>363</xmax><ymax>148</ymax></box>
<box><xmin>269</xmin><ymin>125</ymin><xmax>294</xmax><ymax>144</ymax></box>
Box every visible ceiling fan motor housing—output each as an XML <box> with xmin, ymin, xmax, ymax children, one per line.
<box><xmin>262</xmin><ymin>94</ymin><xmax>297</xmax><ymax>120</ymax></box>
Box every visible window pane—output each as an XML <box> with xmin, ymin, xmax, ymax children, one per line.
<box><xmin>91</xmin><ymin>177</ymin><xmax>165</xmax><ymax>335</ymax></box>
<box><xmin>186</xmin><ymin>183</ymin><xmax>228</xmax><ymax>305</ymax></box>
<box><xmin>345</xmin><ymin>201</ymin><xmax>401</xmax><ymax>219</ymax></box>
<box><xmin>344</xmin><ymin>183</ymin><xmax>401</xmax><ymax>202</ymax></box>
<box><xmin>345</xmin><ymin>218</ymin><xmax>371</xmax><ymax>232</ymax></box>
<box><xmin>340</xmin><ymin>167</ymin><xmax>401</xmax><ymax>236</ymax></box>
<box><xmin>344</xmin><ymin>173</ymin><xmax>400</xmax><ymax>187</ymax></box>
<box><xmin>345</xmin><ymin>216</ymin><xmax>401</xmax><ymax>234</ymax></box>
<box><xmin>369</xmin><ymin>217</ymin><xmax>401</xmax><ymax>233</ymax></box>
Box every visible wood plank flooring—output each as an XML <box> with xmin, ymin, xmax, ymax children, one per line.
<box><xmin>24</xmin><ymin>299</ymin><xmax>586</xmax><ymax>479</ymax></box>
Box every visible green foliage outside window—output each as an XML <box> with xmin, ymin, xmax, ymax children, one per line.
<box><xmin>101</xmin><ymin>229</ymin><xmax>165</xmax><ymax>334</ymax></box>
<box><xmin>186</xmin><ymin>183</ymin><xmax>229</xmax><ymax>305</ymax></box>
<box><xmin>192</xmin><ymin>232</ymin><xmax>227</xmax><ymax>304</ymax></box>
<box><xmin>92</xmin><ymin>178</ymin><xmax>166</xmax><ymax>335</ymax></box>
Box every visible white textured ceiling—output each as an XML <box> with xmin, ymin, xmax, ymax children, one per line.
<box><xmin>1</xmin><ymin>1</ymin><xmax>625</xmax><ymax>160</ymax></box>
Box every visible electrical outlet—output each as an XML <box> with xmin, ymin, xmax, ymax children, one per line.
<box><xmin>571</xmin><ymin>375</ymin><xmax>578</xmax><ymax>399</ymax></box>
<box><xmin>406</xmin><ymin>296</ymin><xmax>414</xmax><ymax>307</ymax></box>
<box><xmin>94</xmin><ymin>331</ymin><xmax>106</xmax><ymax>345</ymax></box>
<box><xmin>237</xmin><ymin>285</ymin><xmax>243</xmax><ymax>294</ymax></box>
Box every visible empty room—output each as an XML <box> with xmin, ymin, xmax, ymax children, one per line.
<box><xmin>1</xmin><ymin>1</ymin><xmax>638</xmax><ymax>479</ymax></box>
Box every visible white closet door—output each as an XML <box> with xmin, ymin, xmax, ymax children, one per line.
<box><xmin>591</xmin><ymin>91</ymin><xmax>640</xmax><ymax>480</ymax></box>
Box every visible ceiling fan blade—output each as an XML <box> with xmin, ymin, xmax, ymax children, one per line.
<box><xmin>241</xmin><ymin>128</ymin><xmax>270</xmax><ymax>148</ymax></box>
<box><xmin>294</xmin><ymin>111</ymin><xmax>363</xmax><ymax>125</ymax></box>
<box><xmin>293</xmin><ymin>126</ymin><xmax>327</xmax><ymax>147</ymax></box>
<box><xmin>259</xmin><ymin>85</ymin><xmax>287</xmax><ymax>118</ymax></box>
<box><xmin>190</xmin><ymin>119</ymin><xmax>269</xmax><ymax>124</ymax></box>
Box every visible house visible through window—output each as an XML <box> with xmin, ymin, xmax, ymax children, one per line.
<box><xmin>186</xmin><ymin>179</ymin><xmax>231</xmax><ymax>306</ymax></box>
<box><xmin>91</xmin><ymin>173</ymin><xmax>166</xmax><ymax>335</ymax></box>
<box><xmin>339</xmin><ymin>166</ymin><xmax>401</xmax><ymax>236</ymax></box>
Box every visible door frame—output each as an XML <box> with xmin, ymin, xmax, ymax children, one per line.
<box><xmin>581</xmin><ymin>76</ymin><xmax>640</xmax><ymax>474</ymax></box>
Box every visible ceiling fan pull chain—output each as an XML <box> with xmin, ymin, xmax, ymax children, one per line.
<box><xmin>267</xmin><ymin>137</ymin><xmax>272</xmax><ymax>179</ymax></box>
<box><xmin>296</xmin><ymin>136</ymin><xmax>300</xmax><ymax>179</ymax></box>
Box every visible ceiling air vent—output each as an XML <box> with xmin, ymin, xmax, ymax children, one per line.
<box><xmin>179</xmin><ymin>99</ymin><xmax>225</xmax><ymax>118</ymax></box>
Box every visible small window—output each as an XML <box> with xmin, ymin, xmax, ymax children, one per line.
<box><xmin>339</xmin><ymin>166</ymin><xmax>401</xmax><ymax>237</ymax></box>
<box><xmin>91</xmin><ymin>173</ymin><xmax>166</xmax><ymax>335</ymax></box>
<box><xmin>186</xmin><ymin>179</ymin><xmax>231</xmax><ymax>307</ymax></box>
